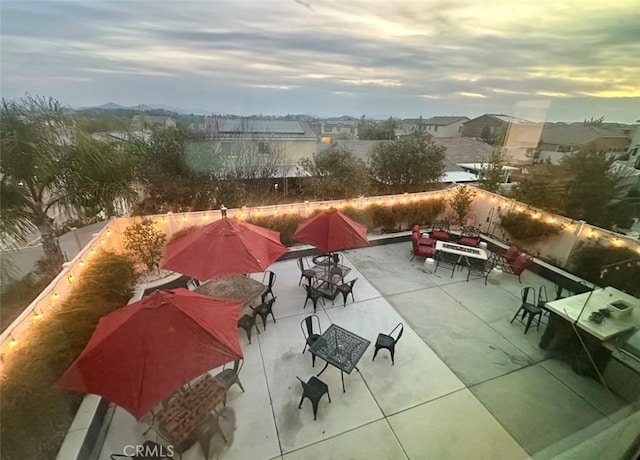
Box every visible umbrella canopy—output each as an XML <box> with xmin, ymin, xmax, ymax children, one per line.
<box><xmin>58</xmin><ymin>289</ymin><xmax>243</xmax><ymax>420</ymax></box>
<box><xmin>292</xmin><ymin>208</ymin><xmax>369</xmax><ymax>253</ymax></box>
<box><xmin>161</xmin><ymin>217</ymin><xmax>288</xmax><ymax>281</ymax></box>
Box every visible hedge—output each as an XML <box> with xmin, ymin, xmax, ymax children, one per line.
<box><xmin>0</xmin><ymin>251</ymin><xmax>137</xmax><ymax>460</ymax></box>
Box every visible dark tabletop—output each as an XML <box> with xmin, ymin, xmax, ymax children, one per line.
<box><xmin>309</xmin><ymin>324</ymin><xmax>370</xmax><ymax>374</ymax></box>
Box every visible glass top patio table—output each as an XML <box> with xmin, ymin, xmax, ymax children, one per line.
<box><xmin>309</xmin><ymin>324</ymin><xmax>370</xmax><ymax>391</ymax></box>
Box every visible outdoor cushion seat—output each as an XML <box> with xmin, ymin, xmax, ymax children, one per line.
<box><xmin>430</xmin><ymin>230</ymin><xmax>450</xmax><ymax>241</ymax></box>
<box><xmin>458</xmin><ymin>236</ymin><xmax>479</xmax><ymax>247</ymax></box>
<box><xmin>411</xmin><ymin>234</ymin><xmax>435</xmax><ymax>260</ymax></box>
<box><xmin>412</xmin><ymin>225</ymin><xmax>434</xmax><ymax>246</ymax></box>
<box><xmin>509</xmin><ymin>254</ymin><xmax>528</xmax><ymax>282</ymax></box>
<box><xmin>505</xmin><ymin>245</ymin><xmax>520</xmax><ymax>264</ymax></box>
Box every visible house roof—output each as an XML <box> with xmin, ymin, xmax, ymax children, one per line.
<box><xmin>540</xmin><ymin>125</ymin><xmax>629</xmax><ymax>146</ymax></box>
<box><xmin>206</xmin><ymin>116</ymin><xmax>317</xmax><ymax>139</ymax></box>
<box><xmin>464</xmin><ymin>114</ymin><xmax>531</xmax><ymax>125</ymax></box>
<box><xmin>403</xmin><ymin>116</ymin><xmax>469</xmax><ymax>126</ymax></box>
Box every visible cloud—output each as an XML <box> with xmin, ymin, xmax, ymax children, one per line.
<box><xmin>1</xmin><ymin>0</ymin><xmax>638</xmax><ymax>121</ymax></box>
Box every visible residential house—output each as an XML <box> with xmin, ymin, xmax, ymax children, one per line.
<box><xmin>131</xmin><ymin>115</ymin><xmax>177</xmax><ymax>129</ymax></box>
<box><xmin>460</xmin><ymin>114</ymin><xmax>529</xmax><ymax>139</ymax></box>
<box><xmin>205</xmin><ymin>116</ymin><xmax>317</xmax><ymax>164</ymax></box>
<box><xmin>401</xmin><ymin>116</ymin><xmax>469</xmax><ymax>137</ymax></box>
<box><xmin>537</xmin><ymin>125</ymin><xmax>631</xmax><ymax>164</ymax></box>
<box><xmin>626</xmin><ymin>123</ymin><xmax>640</xmax><ymax>169</ymax></box>
<box><xmin>309</xmin><ymin>119</ymin><xmax>359</xmax><ymax>140</ymax></box>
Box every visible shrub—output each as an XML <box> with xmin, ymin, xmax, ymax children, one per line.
<box><xmin>499</xmin><ymin>212</ymin><xmax>561</xmax><ymax>240</ymax></box>
<box><xmin>393</xmin><ymin>199</ymin><xmax>445</xmax><ymax>229</ymax></box>
<box><xmin>167</xmin><ymin>225</ymin><xmax>202</xmax><ymax>244</ymax></box>
<box><xmin>568</xmin><ymin>242</ymin><xmax>640</xmax><ymax>296</ymax></box>
<box><xmin>246</xmin><ymin>213</ymin><xmax>304</xmax><ymax>246</ymax></box>
<box><xmin>122</xmin><ymin>219</ymin><xmax>167</xmax><ymax>272</ymax></box>
<box><xmin>0</xmin><ymin>250</ymin><xmax>137</xmax><ymax>460</ymax></box>
<box><xmin>449</xmin><ymin>185</ymin><xmax>476</xmax><ymax>224</ymax></box>
<box><xmin>0</xmin><ymin>272</ymin><xmax>56</xmax><ymax>332</ymax></box>
<box><xmin>368</xmin><ymin>204</ymin><xmax>398</xmax><ymax>232</ymax></box>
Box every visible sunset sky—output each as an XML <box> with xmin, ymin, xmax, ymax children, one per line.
<box><xmin>2</xmin><ymin>0</ymin><xmax>638</xmax><ymax>121</ymax></box>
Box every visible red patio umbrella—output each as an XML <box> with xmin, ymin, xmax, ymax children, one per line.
<box><xmin>161</xmin><ymin>217</ymin><xmax>288</xmax><ymax>281</ymax></box>
<box><xmin>292</xmin><ymin>208</ymin><xmax>369</xmax><ymax>253</ymax></box>
<box><xmin>58</xmin><ymin>289</ymin><xmax>243</xmax><ymax>420</ymax></box>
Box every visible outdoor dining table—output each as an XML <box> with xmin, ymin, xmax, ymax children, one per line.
<box><xmin>195</xmin><ymin>275</ymin><xmax>268</xmax><ymax>310</ymax></box>
<box><xmin>309</xmin><ymin>324</ymin><xmax>370</xmax><ymax>392</ymax></box>
<box><xmin>155</xmin><ymin>374</ymin><xmax>226</xmax><ymax>449</ymax></box>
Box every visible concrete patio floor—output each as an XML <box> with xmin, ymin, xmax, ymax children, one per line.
<box><xmin>98</xmin><ymin>242</ymin><xmax>638</xmax><ymax>460</ymax></box>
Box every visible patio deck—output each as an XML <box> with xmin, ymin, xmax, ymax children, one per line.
<box><xmin>97</xmin><ymin>242</ymin><xmax>638</xmax><ymax>460</ymax></box>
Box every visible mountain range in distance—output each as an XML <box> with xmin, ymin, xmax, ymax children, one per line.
<box><xmin>76</xmin><ymin>102</ymin><xmax>213</xmax><ymax>115</ymax></box>
<box><xmin>74</xmin><ymin>103</ymin><xmax>380</xmax><ymax>120</ymax></box>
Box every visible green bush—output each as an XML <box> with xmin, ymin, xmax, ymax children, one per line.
<box><xmin>0</xmin><ymin>251</ymin><xmax>137</xmax><ymax>460</ymax></box>
<box><xmin>122</xmin><ymin>219</ymin><xmax>167</xmax><ymax>273</ymax></box>
<box><xmin>500</xmin><ymin>212</ymin><xmax>561</xmax><ymax>240</ymax></box>
<box><xmin>246</xmin><ymin>213</ymin><xmax>304</xmax><ymax>246</ymax></box>
<box><xmin>393</xmin><ymin>199</ymin><xmax>445</xmax><ymax>229</ymax></box>
<box><xmin>167</xmin><ymin>224</ymin><xmax>202</xmax><ymax>244</ymax></box>
<box><xmin>568</xmin><ymin>242</ymin><xmax>639</xmax><ymax>296</ymax></box>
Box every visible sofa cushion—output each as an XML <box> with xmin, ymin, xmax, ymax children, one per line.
<box><xmin>430</xmin><ymin>230</ymin><xmax>450</xmax><ymax>241</ymax></box>
<box><xmin>458</xmin><ymin>236</ymin><xmax>479</xmax><ymax>247</ymax></box>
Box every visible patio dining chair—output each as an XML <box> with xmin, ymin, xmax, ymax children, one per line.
<box><xmin>237</xmin><ymin>311</ymin><xmax>260</xmax><ymax>344</ymax></box>
<box><xmin>458</xmin><ymin>226</ymin><xmax>480</xmax><ymax>247</ymax></box>
<box><xmin>434</xmin><ymin>251</ymin><xmax>458</xmax><ymax>277</ymax></box>
<box><xmin>214</xmin><ymin>359</ymin><xmax>245</xmax><ymax>401</ymax></box>
<box><xmin>251</xmin><ymin>297</ymin><xmax>277</xmax><ymax>330</ymax></box>
<box><xmin>466</xmin><ymin>258</ymin><xmax>489</xmax><ymax>283</ymax></box>
<box><xmin>297</xmin><ymin>257</ymin><xmax>317</xmax><ymax>286</ymax></box>
<box><xmin>297</xmin><ymin>376</ymin><xmax>331</xmax><ymax>420</ymax></box>
<box><xmin>303</xmin><ymin>283</ymin><xmax>325</xmax><ymax>313</ymax></box>
<box><xmin>300</xmin><ymin>315</ymin><xmax>321</xmax><ymax>367</ymax></box>
<box><xmin>511</xmin><ymin>287</ymin><xmax>542</xmax><ymax>334</ymax></box>
<box><xmin>372</xmin><ymin>323</ymin><xmax>404</xmax><ymax>365</ymax></box>
<box><xmin>334</xmin><ymin>278</ymin><xmax>358</xmax><ymax>306</ymax></box>
<box><xmin>261</xmin><ymin>270</ymin><xmax>276</xmax><ymax>303</ymax></box>
<box><xmin>196</xmin><ymin>413</ymin><xmax>227</xmax><ymax>460</ymax></box>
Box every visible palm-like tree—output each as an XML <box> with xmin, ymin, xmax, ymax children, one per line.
<box><xmin>1</xmin><ymin>95</ymin><xmax>138</xmax><ymax>273</ymax></box>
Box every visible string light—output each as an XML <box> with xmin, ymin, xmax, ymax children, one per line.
<box><xmin>67</xmin><ymin>275</ymin><xmax>74</xmax><ymax>284</ymax></box>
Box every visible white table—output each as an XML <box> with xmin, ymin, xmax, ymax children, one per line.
<box><xmin>545</xmin><ymin>287</ymin><xmax>640</xmax><ymax>341</ymax></box>
<box><xmin>435</xmin><ymin>241</ymin><xmax>488</xmax><ymax>260</ymax></box>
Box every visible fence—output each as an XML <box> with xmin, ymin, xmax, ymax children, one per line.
<box><xmin>2</xmin><ymin>186</ymin><xmax>639</xmax><ymax>371</ymax></box>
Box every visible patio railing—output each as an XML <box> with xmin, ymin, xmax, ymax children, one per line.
<box><xmin>1</xmin><ymin>186</ymin><xmax>639</xmax><ymax>371</ymax></box>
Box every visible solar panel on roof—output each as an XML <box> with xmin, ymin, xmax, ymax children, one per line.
<box><xmin>217</xmin><ymin>119</ymin><xmax>305</xmax><ymax>134</ymax></box>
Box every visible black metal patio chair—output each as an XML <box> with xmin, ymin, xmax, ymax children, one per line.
<box><xmin>250</xmin><ymin>297</ymin><xmax>277</xmax><ymax>330</ymax></box>
<box><xmin>237</xmin><ymin>311</ymin><xmax>260</xmax><ymax>344</ymax></box>
<box><xmin>214</xmin><ymin>359</ymin><xmax>245</xmax><ymax>401</ymax></box>
<box><xmin>372</xmin><ymin>323</ymin><xmax>404</xmax><ymax>365</ymax></box>
<box><xmin>300</xmin><ymin>315</ymin><xmax>321</xmax><ymax>367</ymax></box>
<box><xmin>434</xmin><ymin>251</ymin><xmax>458</xmax><ymax>277</ymax></box>
<box><xmin>196</xmin><ymin>413</ymin><xmax>227</xmax><ymax>460</ymax></box>
<box><xmin>297</xmin><ymin>376</ymin><xmax>331</xmax><ymax>420</ymax></box>
<box><xmin>297</xmin><ymin>257</ymin><xmax>317</xmax><ymax>286</ymax></box>
<box><xmin>466</xmin><ymin>258</ymin><xmax>489</xmax><ymax>283</ymax></box>
<box><xmin>303</xmin><ymin>283</ymin><xmax>325</xmax><ymax>313</ymax></box>
<box><xmin>334</xmin><ymin>278</ymin><xmax>357</xmax><ymax>306</ymax></box>
<box><xmin>261</xmin><ymin>270</ymin><xmax>276</xmax><ymax>303</ymax></box>
<box><xmin>510</xmin><ymin>286</ymin><xmax>542</xmax><ymax>334</ymax></box>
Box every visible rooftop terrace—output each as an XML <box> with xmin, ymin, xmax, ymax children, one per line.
<box><xmin>94</xmin><ymin>242</ymin><xmax>639</xmax><ymax>460</ymax></box>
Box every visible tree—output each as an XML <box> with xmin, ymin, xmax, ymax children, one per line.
<box><xmin>369</xmin><ymin>131</ymin><xmax>445</xmax><ymax>191</ymax></box>
<box><xmin>299</xmin><ymin>147</ymin><xmax>370</xmax><ymax>199</ymax></box>
<box><xmin>449</xmin><ymin>185</ymin><xmax>476</xmax><ymax>225</ymax></box>
<box><xmin>480</xmin><ymin>125</ymin><xmax>505</xmax><ymax>146</ymax></box>
<box><xmin>0</xmin><ymin>96</ymin><xmax>138</xmax><ymax>273</ymax></box>
<box><xmin>478</xmin><ymin>149</ymin><xmax>505</xmax><ymax>193</ymax></box>
<box><xmin>511</xmin><ymin>148</ymin><xmax>622</xmax><ymax>228</ymax></box>
<box><xmin>358</xmin><ymin>117</ymin><xmax>399</xmax><ymax>140</ymax></box>
<box><xmin>583</xmin><ymin>116</ymin><xmax>604</xmax><ymax>126</ymax></box>
<box><xmin>122</xmin><ymin>219</ymin><xmax>167</xmax><ymax>273</ymax></box>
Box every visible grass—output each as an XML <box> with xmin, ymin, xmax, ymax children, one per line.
<box><xmin>0</xmin><ymin>251</ymin><xmax>137</xmax><ymax>460</ymax></box>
